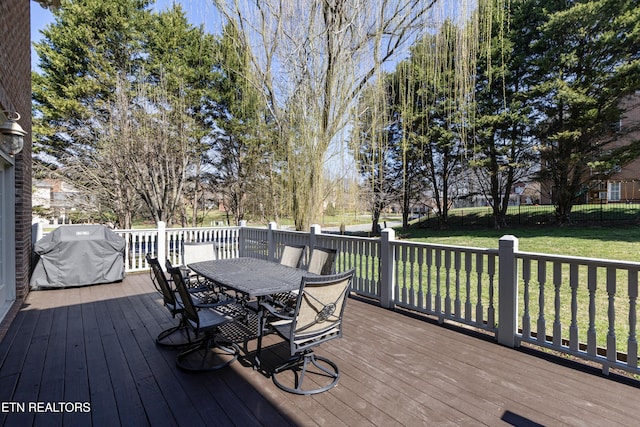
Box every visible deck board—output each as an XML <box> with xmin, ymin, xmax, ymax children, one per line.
<box><xmin>1</xmin><ymin>272</ymin><xmax>639</xmax><ymax>426</ymax></box>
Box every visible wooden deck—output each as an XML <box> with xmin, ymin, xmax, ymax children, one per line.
<box><xmin>1</xmin><ymin>273</ymin><xmax>639</xmax><ymax>426</ymax></box>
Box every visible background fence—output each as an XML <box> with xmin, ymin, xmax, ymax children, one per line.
<box><xmin>417</xmin><ymin>203</ymin><xmax>640</xmax><ymax>228</ymax></box>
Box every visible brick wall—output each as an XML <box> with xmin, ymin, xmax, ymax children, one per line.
<box><xmin>0</xmin><ymin>0</ymin><xmax>33</xmax><ymax>299</ymax></box>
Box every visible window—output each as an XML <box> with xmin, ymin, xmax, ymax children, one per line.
<box><xmin>608</xmin><ymin>182</ymin><xmax>621</xmax><ymax>201</ymax></box>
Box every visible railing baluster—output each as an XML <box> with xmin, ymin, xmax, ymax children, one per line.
<box><xmin>522</xmin><ymin>258</ymin><xmax>531</xmax><ymax>339</ymax></box>
<box><xmin>587</xmin><ymin>265</ymin><xmax>598</xmax><ymax>356</ymax></box>
<box><xmin>475</xmin><ymin>252</ymin><xmax>484</xmax><ymax>326</ymax></box>
<box><xmin>464</xmin><ymin>252</ymin><xmax>472</xmax><ymax>322</ymax></box>
<box><xmin>444</xmin><ymin>250</ymin><xmax>451</xmax><ymax>317</ymax></box>
<box><xmin>488</xmin><ymin>254</ymin><xmax>495</xmax><ymax>328</ymax></box>
<box><xmin>454</xmin><ymin>251</ymin><xmax>461</xmax><ymax>318</ymax></box>
<box><xmin>409</xmin><ymin>246</ymin><xmax>416</xmax><ymax>307</ymax></box>
<box><xmin>607</xmin><ymin>267</ymin><xmax>617</xmax><ymax>363</ymax></box>
<box><xmin>628</xmin><ymin>269</ymin><xmax>638</xmax><ymax>369</ymax></box>
<box><xmin>569</xmin><ymin>263</ymin><xmax>579</xmax><ymax>351</ymax></box>
<box><xmin>537</xmin><ymin>260</ymin><xmax>547</xmax><ymax>344</ymax></box>
<box><xmin>553</xmin><ymin>261</ymin><xmax>563</xmax><ymax>347</ymax></box>
<box><xmin>435</xmin><ymin>249</ymin><xmax>442</xmax><ymax>321</ymax></box>
<box><xmin>401</xmin><ymin>245</ymin><xmax>408</xmax><ymax>304</ymax></box>
<box><xmin>426</xmin><ymin>248</ymin><xmax>433</xmax><ymax>312</ymax></box>
<box><xmin>417</xmin><ymin>247</ymin><xmax>424</xmax><ymax>309</ymax></box>
<box><xmin>394</xmin><ymin>245</ymin><xmax>400</xmax><ymax>304</ymax></box>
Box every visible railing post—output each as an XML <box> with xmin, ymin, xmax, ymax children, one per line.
<box><xmin>380</xmin><ymin>228</ymin><xmax>396</xmax><ymax>309</ymax></box>
<box><xmin>238</xmin><ymin>220</ymin><xmax>247</xmax><ymax>257</ymax></box>
<box><xmin>498</xmin><ymin>235</ymin><xmax>519</xmax><ymax>347</ymax></box>
<box><xmin>32</xmin><ymin>222</ymin><xmax>43</xmax><ymax>247</ymax></box>
<box><xmin>157</xmin><ymin>221</ymin><xmax>166</xmax><ymax>269</ymax></box>
<box><xmin>310</xmin><ymin>224</ymin><xmax>321</xmax><ymax>250</ymax></box>
<box><xmin>267</xmin><ymin>222</ymin><xmax>278</xmax><ymax>262</ymax></box>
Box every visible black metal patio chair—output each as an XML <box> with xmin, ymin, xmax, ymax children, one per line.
<box><xmin>147</xmin><ymin>254</ymin><xmax>203</xmax><ymax>348</ymax></box>
<box><xmin>261</xmin><ymin>268</ymin><xmax>355</xmax><ymax>395</ymax></box>
<box><xmin>263</xmin><ymin>244</ymin><xmax>307</xmax><ymax>309</ymax></box>
<box><xmin>279</xmin><ymin>244</ymin><xmax>306</xmax><ymax>268</ymax></box>
<box><xmin>177</xmin><ymin>241</ymin><xmax>218</xmax><ymax>289</ymax></box>
<box><xmin>168</xmin><ymin>266</ymin><xmax>246</xmax><ymax>372</ymax></box>
<box><xmin>306</xmin><ymin>247</ymin><xmax>337</xmax><ymax>275</ymax></box>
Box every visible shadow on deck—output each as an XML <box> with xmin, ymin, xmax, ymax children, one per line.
<box><xmin>1</xmin><ymin>273</ymin><xmax>638</xmax><ymax>426</ymax></box>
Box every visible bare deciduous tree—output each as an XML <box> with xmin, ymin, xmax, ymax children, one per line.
<box><xmin>213</xmin><ymin>0</ymin><xmax>437</xmax><ymax>230</ymax></box>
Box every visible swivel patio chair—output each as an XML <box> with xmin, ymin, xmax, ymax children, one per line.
<box><xmin>262</xmin><ymin>268</ymin><xmax>355</xmax><ymax>395</ymax></box>
<box><xmin>264</xmin><ymin>244</ymin><xmax>307</xmax><ymax>310</ymax></box>
<box><xmin>165</xmin><ymin>256</ymin><xmax>229</xmax><ymax>303</ymax></box>
<box><xmin>147</xmin><ymin>254</ymin><xmax>202</xmax><ymax>348</ymax></box>
<box><xmin>307</xmin><ymin>247</ymin><xmax>337</xmax><ymax>275</ymax></box>
<box><xmin>180</xmin><ymin>241</ymin><xmax>217</xmax><ymax>287</ymax></box>
<box><xmin>279</xmin><ymin>244</ymin><xmax>306</xmax><ymax>268</ymax></box>
<box><xmin>262</xmin><ymin>246</ymin><xmax>336</xmax><ymax>322</ymax></box>
<box><xmin>168</xmin><ymin>266</ymin><xmax>246</xmax><ymax>372</ymax></box>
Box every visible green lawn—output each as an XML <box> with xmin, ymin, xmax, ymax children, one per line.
<box><xmin>396</xmin><ymin>224</ymin><xmax>640</xmax><ymax>355</ymax></box>
<box><xmin>399</xmin><ymin>225</ymin><xmax>640</xmax><ymax>262</ymax></box>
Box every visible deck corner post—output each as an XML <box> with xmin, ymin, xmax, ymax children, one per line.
<box><xmin>498</xmin><ymin>234</ymin><xmax>519</xmax><ymax>347</ymax></box>
<box><xmin>380</xmin><ymin>228</ymin><xmax>396</xmax><ymax>309</ymax></box>
<box><xmin>238</xmin><ymin>220</ymin><xmax>247</xmax><ymax>257</ymax></box>
<box><xmin>310</xmin><ymin>224</ymin><xmax>322</xmax><ymax>251</ymax></box>
<box><xmin>267</xmin><ymin>222</ymin><xmax>278</xmax><ymax>262</ymax></box>
<box><xmin>157</xmin><ymin>221</ymin><xmax>166</xmax><ymax>269</ymax></box>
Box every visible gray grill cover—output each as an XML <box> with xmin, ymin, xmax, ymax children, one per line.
<box><xmin>30</xmin><ymin>225</ymin><xmax>126</xmax><ymax>290</ymax></box>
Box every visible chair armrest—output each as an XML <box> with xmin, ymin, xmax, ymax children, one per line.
<box><xmin>260</xmin><ymin>301</ymin><xmax>295</xmax><ymax>320</ymax></box>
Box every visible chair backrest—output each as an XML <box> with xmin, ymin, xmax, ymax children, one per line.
<box><xmin>279</xmin><ymin>244</ymin><xmax>306</xmax><ymax>268</ymax></box>
<box><xmin>147</xmin><ymin>254</ymin><xmax>177</xmax><ymax>308</ymax></box>
<box><xmin>182</xmin><ymin>242</ymin><xmax>215</xmax><ymax>266</ymax></box>
<box><xmin>146</xmin><ymin>253</ymin><xmax>161</xmax><ymax>293</ymax></box>
<box><xmin>168</xmin><ymin>266</ymin><xmax>200</xmax><ymax>329</ymax></box>
<box><xmin>288</xmin><ymin>269</ymin><xmax>355</xmax><ymax>354</ymax></box>
<box><xmin>306</xmin><ymin>247</ymin><xmax>337</xmax><ymax>275</ymax></box>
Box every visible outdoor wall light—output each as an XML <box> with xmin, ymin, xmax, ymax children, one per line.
<box><xmin>0</xmin><ymin>111</ymin><xmax>27</xmax><ymax>156</ymax></box>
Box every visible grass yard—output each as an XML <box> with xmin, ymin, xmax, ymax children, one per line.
<box><xmin>399</xmin><ymin>224</ymin><xmax>640</xmax><ymax>262</ymax></box>
<box><xmin>396</xmin><ymin>223</ymin><xmax>640</xmax><ymax>354</ymax></box>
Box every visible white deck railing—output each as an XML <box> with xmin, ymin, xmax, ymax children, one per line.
<box><xmin>115</xmin><ymin>222</ymin><xmax>639</xmax><ymax>376</ymax></box>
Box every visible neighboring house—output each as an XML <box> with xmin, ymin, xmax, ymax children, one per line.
<box><xmin>33</xmin><ymin>179</ymin><xmax>82</xmax><ymax>224</ymax></box>
<box><xmin>0</xmin><ymin>0</ymin><xmax>34</xmax><ymax>328</ymax></box>
<box><xmin>588</xmin><ymin>93</ymin><xmax>640</xmax><ymax>204</ymax></box>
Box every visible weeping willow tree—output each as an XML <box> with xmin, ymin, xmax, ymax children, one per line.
<box><xmin>213</xmin><ymin>0</ymin><xmax>438</xmax><ymax>230</ymax></box>
<box><xmin>353</xmin><ymin>1</ymin><xmax>492</xmax><ymax>230</ymax></box>
<box><xmin>210</xmin><ymin>0</ymin><xmax>516</xmax><ymax>230</ymax></box>
<box><xmin>405</xmin><ymin>20</ymin><xmax>471</xmax><ymax>229</ymax></box>
<box><xmin>351</xmin><ymin>71</ymin><xmax>398</xmax><ymax>234</ymax></box>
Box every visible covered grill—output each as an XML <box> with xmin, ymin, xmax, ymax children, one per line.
<box><xmin>30</xmin><ymin>224</ymin><xmax>125</xmax><ymax>290</ymax></box>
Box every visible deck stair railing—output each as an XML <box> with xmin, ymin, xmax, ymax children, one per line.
<box><xmin>113</xmin><ymin>222</ymin><xmax>639</xmax><ymax>377</ymax></box>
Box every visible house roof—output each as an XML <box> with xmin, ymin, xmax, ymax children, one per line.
<box><xmin>34</xmin><ymin>0</ymin><xmax>61</xmax><ymax>9</ymax></box>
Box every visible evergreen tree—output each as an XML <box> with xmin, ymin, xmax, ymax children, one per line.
<box><xmin>352</xmin><ymin>80</ymin><xmax>401</xmax><ymax>234</ymax></box>
<box><xmin>470</xmin><ymin>0</ymin><xmax>536</xmax><ymax>229</ymax></box>
<box><xmin>33</xmin><ymin>0</ymin><xmax>151</xmax><ymax>227</ymax></box>
<box><xmin>208</xmin><ymin>23</ymin><xmax>276</xmax><ymax>225</ymax></box>
<box><xmin>32</xmin><ymin>1</ymin><xmax>222</xmax><ymax>227</ymax></box>
<box><xmin>401</xmin><ymin>22</ymin><xmax>467</xmax><ymax>229</ymax></box>
<box><xmin>528</xmin><ymin>0</ymin><xmax>640</xmax><ymax>224</ymax></box>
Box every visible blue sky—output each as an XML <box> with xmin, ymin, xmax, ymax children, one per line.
<box><xmin>30</xmin><ymin>1</ymin><xmax>221</xmax><ymax>71</ymax></box>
